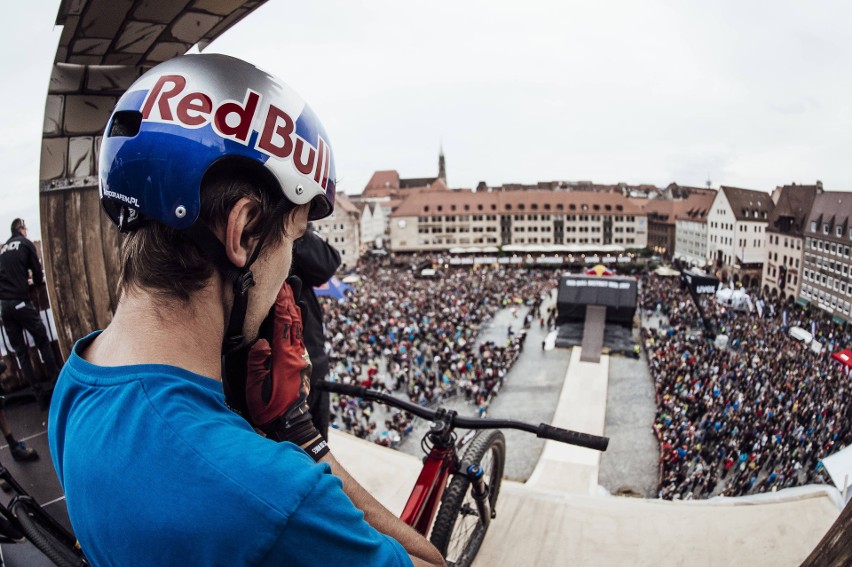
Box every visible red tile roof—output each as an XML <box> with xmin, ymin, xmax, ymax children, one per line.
<box><xmin>334</xmin><ymin>192</ymin><xmax>360</xmax><ymax>215</ymax></box>
<box><xmin>391</xmin><ymin>190</ymin><xmax>645</xmax><ymax>217</ymax></box>
<box><xmin>364</xmin><ymin>170</ymin><xmax>400</xmax><ymax>191</ymax></box>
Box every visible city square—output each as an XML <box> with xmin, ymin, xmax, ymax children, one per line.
<box><xmin>0</xmin><ymin>1</ymin><xmax>851</xmax><ymax>565</ymax></box>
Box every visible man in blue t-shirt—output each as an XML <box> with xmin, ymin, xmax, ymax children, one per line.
<box><xmin>48</xmin><ymin>54</ymin><xmax>444</xmax><ymax>567</ymax></box>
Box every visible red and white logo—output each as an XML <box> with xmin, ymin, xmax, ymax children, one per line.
<box><xmin>140</xmin><ymin>74</ymin><xmax>331</xmax><ymax>192</ymax></box>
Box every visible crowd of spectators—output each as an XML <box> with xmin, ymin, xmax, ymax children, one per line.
<box><xmin>319</xmin><ymin>258</ymin><xmax>557</xmax><ymax>446</ymax></box>
<box><xmin>640</xmin><ymin>274</ymin><xmax>851</xmax><ymax>500</ymax></box>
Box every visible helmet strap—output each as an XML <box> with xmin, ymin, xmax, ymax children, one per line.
<box><xmin>184</xmin><ymin>197</ymin><xmax>296</xmax><ymax>355</ymax></box>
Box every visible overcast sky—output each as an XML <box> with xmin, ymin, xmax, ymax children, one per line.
<box><xmin>4</xmin><ymin>1</ymin><xmax>852</xmax><ymax>241</ymax></box>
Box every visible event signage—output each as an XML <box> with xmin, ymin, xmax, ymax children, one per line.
<box><xmin>681</xmin><ymin>269</ymin><xmax>719</xmax><ymax>295</ymax></box>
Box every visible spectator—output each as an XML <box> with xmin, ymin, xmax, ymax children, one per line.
<box><xmin>639</xmin><ymin>273</ymin><xmax>850</xmax><ymax>500</ymax></box>
<box><xmin>0</xmin><ymin>219</ymin><xmax>59</xmax><ymax>409</ymax></box>
<box><xmin>291</xmin><ymin>223</ymin><xmax>342</xmax><ymax>439</ymax></box>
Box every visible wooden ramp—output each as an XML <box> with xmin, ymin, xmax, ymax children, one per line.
<box><xmin>526</xmin><ymin>347</ymin><xmax>609</xmax><ymax>495</ymax></box>
<box><xmin>580</xmin><ymin>304</ymin><xmax>606</xmax><ymax>363</ymax></box>
<box><xmin>330</xmin><ymin>429</ymin><xmax>840</xmax><ymax>567</ymax></box>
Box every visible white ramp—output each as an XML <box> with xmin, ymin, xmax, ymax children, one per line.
<box><xmin>330</xmin><ymin>422</ymin><xmax>839</xmax><ymax>566</ymax></box>
<box><xmin>526</xmin><ymin>347</ymin><xmax>609</xmax><ymax>495</ymax></box>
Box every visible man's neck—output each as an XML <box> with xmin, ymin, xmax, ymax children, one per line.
<box><xmin>85</xmin><ymin>285</ymin><xmax>227</xmax><ymax>381</ymax></box>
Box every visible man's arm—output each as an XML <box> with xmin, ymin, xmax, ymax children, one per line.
<box><xmin>292</xmin><ymin>228</ymin><xmax>341</xmax><ymax>287</ymax></box>
<box><xmin>320</xmin><ymin>452</ymin><xmax>446</xmax><ymax>567</ymax></box>
<box><xmin>25</xmin><ymin>240</ymin><xmax>44</xmax><ymax>286</ymax></box>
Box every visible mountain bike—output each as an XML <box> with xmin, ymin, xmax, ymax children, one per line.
<box><xmin>319</xmin><ymin>381</ymin><xmax>609</xmax><ymax>567</ymax></box>
<box><xmin>0</xmin><ymin>461</ymin><xmax>87</xmax><ymax>566</ymax></box>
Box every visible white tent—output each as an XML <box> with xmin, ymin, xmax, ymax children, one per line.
<box><xmin>821</xmin><ymin>444</ymin><xmax>852</xmax><ymax>501</ymax></box>
<box><xmin>789</xmin><ymin>326</ymin><xmax>813</xmax><ymax>344</ymax></box>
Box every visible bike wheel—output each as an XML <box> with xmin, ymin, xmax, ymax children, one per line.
<box><xmin>430</xmin><ymin>429</ymin><xmax>505</xmax><ymax>567</ymax></box>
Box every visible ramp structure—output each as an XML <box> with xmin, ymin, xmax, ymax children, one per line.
<box><xmin>40</xmin><ymin>0</ymin><xmax>270</xmax><ymax>356</ymax></box>
<box><xmin>580</xmin><ymin>305</ymin><xmax>606</xmax><ymax>363</ymax></box>
<box><xmin>331</xmin><ymin>418</ymin><xmax>839</xmax><ymax>567</ymax></box>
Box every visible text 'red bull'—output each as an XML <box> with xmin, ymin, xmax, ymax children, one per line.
<box><xmin>140</xmin><ymin>74</ymin><xmax>331</xmax><ymax>192</ymax></box>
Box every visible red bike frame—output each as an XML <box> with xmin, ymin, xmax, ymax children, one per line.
<box><xmin>400</xmin><ymin>444</ymin><xmax>458</xmax><ymax>535</ymax></box>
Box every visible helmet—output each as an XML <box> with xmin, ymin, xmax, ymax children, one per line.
<box><xmin>99</xmin><ymin>54</ymin><xmax>336</xmax><ymax>230</ymax></box>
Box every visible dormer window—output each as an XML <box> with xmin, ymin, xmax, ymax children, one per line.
<box><xmin>824</xmin><ymin>224</ymin><xmax>830</xmax><ymax>234</ymax></box>
<box><xmin>838</xmin><ymin>226</ymin><xmax>844</xmax><ymax>238</ymax></box>
<box><xmin>811</xmin><ymin>221</ymin><xmax>817</xmax><ymax>232</ymax></box>
<box><xmin>569</xmin><ymin>204</ymin><xmax>576</xmax><ymax>211</ymax></box>
<box><xmin>753</xmin><ymin>210</ymin><xmax>759</xmax><ymax>219</ymax></box>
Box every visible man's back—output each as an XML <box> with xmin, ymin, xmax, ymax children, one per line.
<box><xmin>0</xmin><ymin>235</ymin><xmax>40</xmax><ymax>300</ymax></box>
<box><xmin>48</xmin><ymin>333</ymin><xmax>410</xmax><ymax>567</ymax></box>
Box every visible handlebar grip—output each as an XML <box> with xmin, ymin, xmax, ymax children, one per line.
<box><xmin>317</xmin><ymin>381</ymin><xmax>367</xmax><ymax>398</ymax></box>
<box><xmin>537</xmin><ymin>424</ymin><xmax>609</xmax><ymax>452</ymax></box>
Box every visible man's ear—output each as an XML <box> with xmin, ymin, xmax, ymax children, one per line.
<box><xmin>224</xmin><ymin>197</ymin><xmax>261</xmax><ymax>268</ymax></box>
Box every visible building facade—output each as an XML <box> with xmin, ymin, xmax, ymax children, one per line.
<box><xmin>673</xmin><ymin>192</ymin><xmax>716</xmax><ymax>267</ymax></box>
<box><xmin>799</xmin><ymin>191</ymin><xmax>852</xmax><ymax>323</ymax></box>
<box><xmin>313</xmin><ymin>193</ymin><xmax>361</xmax><ymax>270</ymax></box>
<box><xmin>645</xmin><ymin>189</ymin><xmax>715</xmax><ymax>259</ymax></box>
<box><xmin>358</xmin><ymin>202</ymin><xmax>386</xmax><ymax>249</ymax></box>
<box><xmin>389</xmin><ymin>190</ymin><xmax>647</xmax><ymax>252</ymax></box>
<box><xmin>761</xmin><ymin>184</ymin><xmax>821</xmax><ymax>300</ymax></box>
<box><xmin>706</xmin><ymin>186</ymin><xmax>774</xmax><ymax>284</ymax></box>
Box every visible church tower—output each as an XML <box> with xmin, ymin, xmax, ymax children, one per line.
<box><xmin>438</xmin><ymin>146</ymin><xmax>446</xmax><ymax>183</ymax></box>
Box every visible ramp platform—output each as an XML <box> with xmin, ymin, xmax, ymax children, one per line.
<box><xmin>580</xmin><ymin>305</ymin><xmax>606</xmax><ymax>362</ymax></box>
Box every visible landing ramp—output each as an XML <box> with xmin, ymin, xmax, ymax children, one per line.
<box><xmin>330</xmin><ymin>429</ymin><xmax>839</xmax><ymax>567</ymax></box>
<box><xmin>580</xmin><ymin>304</ymin><xmax>606</xmax><ymax>363</ymax></box>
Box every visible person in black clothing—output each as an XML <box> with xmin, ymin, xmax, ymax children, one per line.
<box><xmin>0</xmin><ymin>219</ymin><xmax>60</xmax><ymax>409</ymax></box>
<box><xmin>290</xmin><ymin>223</ymin><xmax>341</xmax><ymax>439</ymax></box>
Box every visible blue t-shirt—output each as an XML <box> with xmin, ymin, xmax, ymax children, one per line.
<box><xmin>48</xmin><ymin>332</ymin><xmax>410</xmax><ymax>567</ymax></box>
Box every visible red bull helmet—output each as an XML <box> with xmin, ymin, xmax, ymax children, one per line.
<box><xmin>99</xmin><ymin>53</ymin><xmax>336</xmax><ymax>230</ymax></box>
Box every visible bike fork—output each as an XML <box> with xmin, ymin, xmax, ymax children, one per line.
<box><xmin>466</xmin><ymin>464</ymin><xmax>494</xmax><ymax>529</ymax></box>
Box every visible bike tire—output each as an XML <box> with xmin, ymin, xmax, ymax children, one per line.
<box><xmin>11</xmin><ymin>500</ymin><xmax>87</xmax><ymax>567</ymax></box>
<box><xmin>429</xmin><ymin>429</ymin><xmax>505</xmax><ymax>567</ymax></box>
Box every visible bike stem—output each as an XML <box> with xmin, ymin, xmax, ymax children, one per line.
<box><xmin>426</xmin><ymin>408</ymin><xmax>458</xmax><ymax>448</ymax></box>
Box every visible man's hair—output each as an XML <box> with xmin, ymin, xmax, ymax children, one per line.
<box><xmin>118</xmin><ymin>163</ymin><xmax>289</xmax><ymax>302</ymax></box>
<box><xmin>10</xmin><ymin>219</ymin><xmax>24</xmax><ymax>237</ymax></box>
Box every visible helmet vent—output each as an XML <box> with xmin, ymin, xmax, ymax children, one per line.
<box><xmin>108</xmin><ymin>111</ymin><xmax>143</xmax><ymax>137</ymax></box>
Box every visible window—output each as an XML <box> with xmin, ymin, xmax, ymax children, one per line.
<box><xmin>837</xmin><ymin>226</ymin><xmax>843</xmax><ymax>237</ymax></box>
<box><xmin>811</xmin><ymin>221</ymin><xmax>817</xmax><ymax>232</ymax></box>
<box><xmin>824</xmin><ymin>224</ymin><xmax>829</xmax><ymax>234</ymax></box>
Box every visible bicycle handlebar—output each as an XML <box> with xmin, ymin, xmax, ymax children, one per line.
<box><xmin>318</xmin><ymin>381</ymin><xmax>609</xmax><ymax>452</ymax></box>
